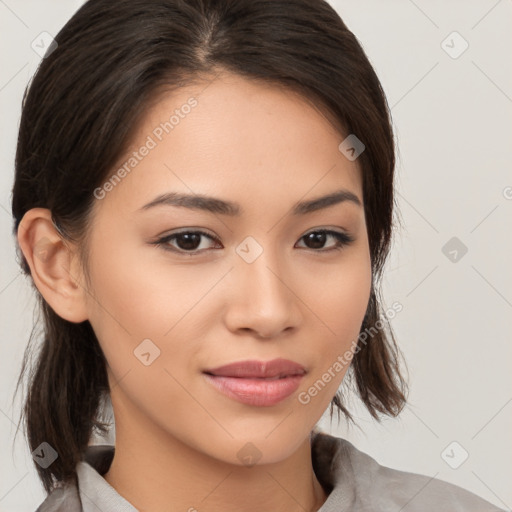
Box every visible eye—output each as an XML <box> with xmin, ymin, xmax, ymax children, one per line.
<box><xmin>152</xmin><ymin>230</ymin><xmax>221</xmax><ymax>255</ymax></box>
<box><xmin>296</xmin><ymin>229</ymin><xmax>355</xmax><ymax>252</ymax></box>
<box><xmin>151</xmin><ymin>228</ymin><xmax>355</xmax><ymax>256</ymax></box>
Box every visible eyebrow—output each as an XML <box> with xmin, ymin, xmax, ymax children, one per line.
<box><xmin>139</xmin><ymin>188</ymin><xmax>362</xmax><ymax>216</ymax></box>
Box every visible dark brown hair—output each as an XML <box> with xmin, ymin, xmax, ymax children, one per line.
<box><xmin>11</xmin><ymin>0</ymin><xmax>408</xmax><ymax>494</ymax></box>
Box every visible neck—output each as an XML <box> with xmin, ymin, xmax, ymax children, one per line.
<box><xmin>103</xmin><ymin>409</ymin><xmax>327</xmax><ymax>512</ymax></box>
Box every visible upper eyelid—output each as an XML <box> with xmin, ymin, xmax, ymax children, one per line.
<box><xmin>162</xmin><ymin>228</ymin><xmax>220</xmax><ymax>242</ymax></box>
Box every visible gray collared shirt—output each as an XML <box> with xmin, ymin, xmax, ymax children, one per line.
<box><xmin>35</xmin><ymin>430</ymin><xmax>506</xmax><ymax>511</ymax></box>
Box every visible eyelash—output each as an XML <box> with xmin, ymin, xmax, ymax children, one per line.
<box><xmin>151</xmin><ymin>229</ymin><xmax>355</xmax><ymax>256</ymax></box>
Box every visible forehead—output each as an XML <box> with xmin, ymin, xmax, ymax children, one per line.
<box><xmin>94</xmin><ymin>71</ymin><xmax>363</xmax><ymax>220</ymax></box>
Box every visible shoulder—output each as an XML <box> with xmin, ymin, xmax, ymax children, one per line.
<box><xmin>312</xmin><ymin>431</ymin><xmax>506</xmax><ymax>511</ymax></box>
<box><xmin>34</xmin><ymin>482</ymin><xmax>81</xmax><ymax>512</ymax></box>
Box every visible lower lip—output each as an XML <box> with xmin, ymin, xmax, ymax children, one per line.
<box><xmin>203</xmin><ymin>373</ymin><xmax>304</xmax><ymax>406</ymax></box>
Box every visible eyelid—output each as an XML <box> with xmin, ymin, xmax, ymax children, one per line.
<box><xmin>162</xmin><ymin>227</ymin><xmax>218</xmax><ymax>239</ymax></box>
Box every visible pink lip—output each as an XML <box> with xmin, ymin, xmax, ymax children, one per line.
<box><xmin>203</xmin><ymin>374</ymin><xmax>304</xmax><ymax>406</ymax></box>
<box><xmin>202</xmin><ymin>358</ymin><xmax>306</xmax><ymax>407</ymax></box>
<box><xmin>204</xmin><ymin>358</ymin><xmax>306</xmax><ymax>378</ymax></box>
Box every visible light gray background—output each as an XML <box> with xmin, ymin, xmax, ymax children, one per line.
<box><xmin>1</xmin><ymin>1</ymin><xmax>511</xmax><ymax>510</ymax></box>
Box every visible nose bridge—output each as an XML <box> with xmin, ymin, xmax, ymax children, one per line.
<box><xmin>227</xmin><ymin>235</ymin><xmax>301</xmax><ymax>336</ymax></box>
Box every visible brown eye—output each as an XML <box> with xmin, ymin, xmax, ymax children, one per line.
<box><xmin>153</xmin><ymin>230</ymin><xmax>221</xmax><ymax>255</ymax></box>
<box><xmin>296</xmin><ymin>230</ymin><xmax>354</xmax><ymax>252</ymax></box>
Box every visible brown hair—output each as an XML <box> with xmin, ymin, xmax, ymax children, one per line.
<box><xmin>11</xmin><ymin>0</ymin><xmax>408</xmax><ymax>494</ymax></box>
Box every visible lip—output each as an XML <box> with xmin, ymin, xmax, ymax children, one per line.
<box><xmin>203</xmin><ymin>358</ymin><xmax>306</xmax><ymax>407</ymax></box>
<box><xmin>203</xmin><ymin>358</ymin><xmax>306</xmax><ymax>378</ymax></box>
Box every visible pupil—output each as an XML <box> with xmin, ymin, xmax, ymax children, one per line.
<box><xmin>307</xmin><ymin>232</ymin><xmax>326</xmax><ymax>249</ymax></box>
<box><xmin>178</xmin><ymin>233</ymin><xmax>201</xmax><ymax>250</ymax></box>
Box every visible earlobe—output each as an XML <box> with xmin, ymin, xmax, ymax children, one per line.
<box><xmin>17</xmin><ymin>208</ymin><xmax>89</xmax><ymax>323</ymax></box>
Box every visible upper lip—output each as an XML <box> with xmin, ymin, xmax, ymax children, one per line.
<box><xmin>204</xmin><ymin>358</ymin><xmax>307</xmax><ymax>378</ymax></box>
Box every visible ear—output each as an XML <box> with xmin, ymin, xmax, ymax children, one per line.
<box><xmin>17</xmin><ymin>208</ymin><xmax>89</xmax><ymax>323</ymax></box>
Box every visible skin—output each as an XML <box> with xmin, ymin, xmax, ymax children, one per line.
<box><xmin>18</xmin><ymin>70</ymin><xmax>372</xmax><ymax>512</ymax></box>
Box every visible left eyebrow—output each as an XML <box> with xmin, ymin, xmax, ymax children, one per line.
<box><xmin>138</xmin><ymin>188</ymin><xmax>362</xmax><ymax>216</ymax></box>
<box><xmin>292</xmin><ymin>189</ymin><xmax>362</xmax><ymax>215</ymax></box>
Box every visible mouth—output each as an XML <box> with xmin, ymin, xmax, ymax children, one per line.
<box><xmin>202</xmin><ymin>358</ymin><xmax>307</xmax><ymax>406</ymax></box>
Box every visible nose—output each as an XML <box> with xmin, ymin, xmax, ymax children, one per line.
<box><xmin>223</xmin><ymin>246</ymin><xmax>303</xmax><ymax>339</ymax></box>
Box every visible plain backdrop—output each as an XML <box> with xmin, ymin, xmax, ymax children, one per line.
<box><xmin>1</xmin><ymin>1</ymin><xmax>511</xmax><ymax>510</ymax></box>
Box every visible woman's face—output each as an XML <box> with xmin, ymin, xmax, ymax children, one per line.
<box><xmin>81</xmin><ymin>71</ymin><xmax>372</xmax><ymax>464</ymax></box>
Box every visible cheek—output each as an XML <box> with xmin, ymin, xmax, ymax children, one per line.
<box><xmin>299</xmin><ymin>250</ymin><xmax>372</xmax><ymax>392</ymax></box>
<box><xmin>83</xmin><ymin>237</ymin><xmax>230</xmax><ymax>389</ymax></box>
<box><xmin>83</xmin><ymin>245</ymin><xmax>213</xmax><ymax>426</ymax></box>
<box><xmin>308</xmin><ymin>249</ymin><xmax>372</xmax><ymax>340</ymax></box>
<box><xmin>85</xmin><ymin>233</ymin><xmax>220</xmax><ymax>336</ymax></box>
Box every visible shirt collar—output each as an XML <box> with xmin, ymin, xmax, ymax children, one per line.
<box><xmin>77</xmin><ymin>447</ymin><xmax>137</xmax><ymax>512</ymax></box>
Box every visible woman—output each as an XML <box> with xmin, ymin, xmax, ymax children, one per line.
<box><xmin>11</xmin><ymin>0</ymin><xmax>505</xmax><ymax>510</ymax></box>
